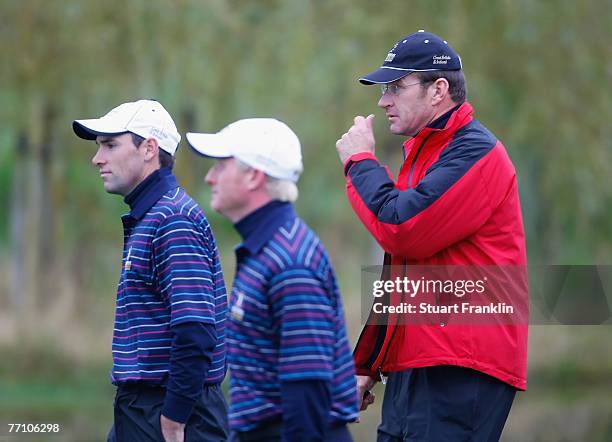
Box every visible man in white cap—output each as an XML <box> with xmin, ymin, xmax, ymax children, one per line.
<box><xmin>73</xmin><ymin>99</ymin><xmax>229</xmax><ymax>442</ymax></box>
<box><xmin>187</xmin><ymin>119</ymin><xmax>359</xmax><ymax>442</ymax></box>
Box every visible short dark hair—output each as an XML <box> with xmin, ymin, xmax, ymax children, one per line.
<box><xmin>415</xmin><ymin>70</ymin><xmax>467</xmax><ymax>104</ymax></box>
<box><xmin>130</xmin><ymin>133</ymin><xmax>175</xmax><ymax>170</ymax></box>
<box><xmin>130</xmin><ymin>133</ymin><xmax>145</xmax><ymax>149</ymax></box>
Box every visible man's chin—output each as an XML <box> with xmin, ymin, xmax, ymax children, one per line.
<box><xmin>103</xmin><ymin>184</ymin><xmax>122</xmax><ymax>196</ymax></box>
<box><xmin>386</xmin><ymin>120</ymin><xmax>400</xmax><ymax>133</ymax></box>
<box><xmin>211</xmin><ymin>204</ymin><xmax>234</xmax><ymax>221</ymax></box>
<box><xmin>210</xmin><ymin>200</ymin><xmax>223</xmax><ymax>215</ymax></box>
<box><xmin>389</xmin><ymin>124</ymin><xmax>413</xmax><ymax>137</ymax></box>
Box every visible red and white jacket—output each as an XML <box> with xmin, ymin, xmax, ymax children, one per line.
<box><xmin>345</xmin><ymin>103</ymin><xmax>528</xmax><ymax>390</ymax></box>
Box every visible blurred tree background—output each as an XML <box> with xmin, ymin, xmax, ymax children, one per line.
<box><xmin>0</xmin><ymin>0</ymin><xmax>611</xmax><ymax>440</ymax></box>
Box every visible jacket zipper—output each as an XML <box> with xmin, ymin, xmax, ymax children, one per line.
<box><xmin>367</xmin><ymin>133</ymin><xmax>434</xmax><ymax>382</ymax></box>
<box><xmin>373</xmin><ymin>258</ymin><xmax>407</xmax><ymax>383</ymax></box>
<box><xmin>406</xmin><ymin>132</ymin><xmax>434</xmax><ymax>189</ymax></box>
<box><xmin>356</xmin><ymin>253</ymin><xmax>391</xmax><ymax>371</ymax></box>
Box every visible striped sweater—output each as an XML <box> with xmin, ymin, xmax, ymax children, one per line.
<box><xmin>111</xmin><ymin>169</ymin><xmax>227</xmax><ymax>388</ymax></box>
<box><xmin>228</xmin><ymin>201</ymin><xmax>359</xmax><ymax>432</ymax></box>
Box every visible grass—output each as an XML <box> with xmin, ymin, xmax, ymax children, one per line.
<box><xmin>1</xmin><ymin>320</ymin><xmax>611</xmax><ymax>441</ymax></box>
<box><xmin>0</xmin><ymin>345</ymin><xmax>113</xmax><ymax>441</ymax></box>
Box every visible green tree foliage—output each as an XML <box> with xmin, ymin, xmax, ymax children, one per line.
<box><xmin>0</xmin><ymin>0</ymin><xmax>610</xmax><ymax>325</ymax></box>
<box><xmin>0</xmin><ymin>1</ymin><xmax>611</xmax><ymax>440</ymax></box>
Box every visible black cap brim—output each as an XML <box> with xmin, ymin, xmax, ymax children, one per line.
<box><xmin>72</xmin><ymin>120</ymin><xmax>127</xmax><ymax>141</ymax></box>
<box><xmin>359</xmin><ymin>67</ymin><xmax>413</xmax><ymax>85</ymax></box>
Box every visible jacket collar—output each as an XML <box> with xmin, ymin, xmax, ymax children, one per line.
<box><xmin>405</xmin><ymin>101</ymin><xmax>474</xmax><ymax>149</ymax></box>
<box><xmin>427</xmin><ymin>103</ymin><xmax>461</xmax><ymax>130</ymax></box>
<box><xmin>124</xmin><ymin>168</ymin><xmax>179</xmax><ymax>220</ymax></box>
<box><xmin>234</xmin><ymin>201</ymin><xmax>296</xmax><ymax>256</ymax></box>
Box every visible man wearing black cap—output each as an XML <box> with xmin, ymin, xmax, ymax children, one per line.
<box><xmin>336</xmin><ymin>30</ymin><xmax>528</xmax><ymax>441</ymax></box>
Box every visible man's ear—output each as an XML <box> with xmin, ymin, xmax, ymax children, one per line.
<box><xmin>143</xmin><ymin>138</ymin><xmax>160</xmax><ymax>162</ymax></box>
<box><xmin>245</xmin><ymin>168</ymin><xmax>267</xmax><ymax>191</ymax></box>
<box><xmin>430</xmin><ymin>77</ymin><xmax>450</xmax><ymax>105</ymax></box>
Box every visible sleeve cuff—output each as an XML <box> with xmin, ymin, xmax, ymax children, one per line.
<box><xmin>343</xmin><ymin>152</ymin><xmax>379</xmax><ymax>176</ymax></box>
<box><xmin>162</xmin><ymin>390</ymin><xmax>196</xmax><ymax>424</ymax></box>
<box><xmin>355</xmin><ymin>367</ymin><xmax>377</xmax><ymax>378</ymax></box>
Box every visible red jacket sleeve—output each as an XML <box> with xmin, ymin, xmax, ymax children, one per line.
<box><xmin>345</xmin><ymin>142</ymin><xmax>515</xmax><ymax>259</ymax></box>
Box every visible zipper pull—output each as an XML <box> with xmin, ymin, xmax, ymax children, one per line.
<box><xmin>378</xmin><ymin>367</ymin><xmax>387</xmax><ymax>385</ymax></box>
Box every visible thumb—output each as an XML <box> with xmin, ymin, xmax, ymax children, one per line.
<box><xmin>366</xmin><ymin>114</ymin><xmax>375</xmax><ymax>130</ymax></box>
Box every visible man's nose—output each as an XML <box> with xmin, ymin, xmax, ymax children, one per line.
<box><xmin>378</xmin><ymin>93</ymin><xmax>392</xmax><ymax>109</ymax></box>
<box><xmin>205</xmin><ymin>169</ymin><xmax>215</xmax><ymax>185</ymax></box>
<box><xmin>92</xmin><ymin>147</ymin><xmax>104</xmax><ymax>166</ymax></box>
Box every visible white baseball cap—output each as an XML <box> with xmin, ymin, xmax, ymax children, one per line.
<box><xmin>72</xmin><ymin>99</ymin><xmax>181</xmax><ymax>156</ymax></box>
<box><xmin>187</xmin><ymin>118</ymin><xmax>303</xmax><ymax>183</ymax></box>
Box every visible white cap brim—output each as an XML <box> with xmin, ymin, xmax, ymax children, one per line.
<box><xmin>73</xmin><ymin>118</ymin><xmax>130</xmax><ymax>140</ymax></box>
<box><xmin>186</xmin><ymin>132</ymin><xmax>233</xmax><ymax>158</ymax></box>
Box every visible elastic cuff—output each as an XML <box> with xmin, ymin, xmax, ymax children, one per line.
<box><xmin>162</xmin><ymin>390</ymin><xmax>196</xmax><ymax>424</ymax></box>
<box><xmin>343</xmin><ymin>152</ymin><xmax>379</xmax><ymax>176</ymax></box>
<box><xmin>355</xmin><ymin>368</ymin><xmax>377</xmax><ymax>378</ymax></box>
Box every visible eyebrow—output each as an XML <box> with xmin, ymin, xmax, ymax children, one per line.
<box><xmin>397</xmin><ymin>74</ymin><xmax>417</xmax><ymax>86</ymax></box>
<box><xmin>96</xmin><ymin>136</ymin><xmax>118</xmax><ymax>145</ymax></box>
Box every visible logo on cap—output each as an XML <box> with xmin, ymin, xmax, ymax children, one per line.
<box><xmin>385</xmin><ymin>53</ymin><xmax>396</xmax><ymax>62</ymax></box>
<box><xmin>433</xmin><ymin>55</ymin><xmax>451</xmax><ymax>65</ymax></box>
<box><xmin>151</xmin><ymin>127</ymin><xmax>169</xmax><ymax>140</ymax></box>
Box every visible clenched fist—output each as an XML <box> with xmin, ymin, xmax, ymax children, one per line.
<box><xmin>356</xmin><ymin>375</ymin><xmax>377</xmax><ymax>411</ymax></box>
<box><xmin>335</xmin><ymin>114</ymin><xmax>376</xmax><ymax>164</ymax></box>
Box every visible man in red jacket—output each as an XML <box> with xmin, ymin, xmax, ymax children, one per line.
<box><xmin>336</xmin><ymin>30</ymin><xmax>528</xmax><ymax>441</ymax></box>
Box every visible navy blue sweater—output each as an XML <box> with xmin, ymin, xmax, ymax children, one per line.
<box><xmin>123</xmin><ymin>168</ymin><xmax>218</xmax><ymax>423</ymax></box>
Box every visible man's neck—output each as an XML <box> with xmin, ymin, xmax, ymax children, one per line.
<box><xmin>123</xmin><ymin>164</ymin><xmax>161</xmax><ymax>197</ymax></box>
<box><xmin>427</xmin><ymin>103</ymin><xmax>462</xmax><ymax>130</ymax></box>
<box><xmin>428</xmin><ymin>102</ymin><xmax>459</xmax><ymax>127</ymax></box>
<box><xmin>228</xmin><ymin>194</ymin><xmax>273</xmax><ymax>223</ymax></box>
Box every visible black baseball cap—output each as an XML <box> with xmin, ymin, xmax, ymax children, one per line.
<box><xmin>359</xmin><ymin>30</ymin><xmax>462</xmax><ymax>85</ymax></box>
